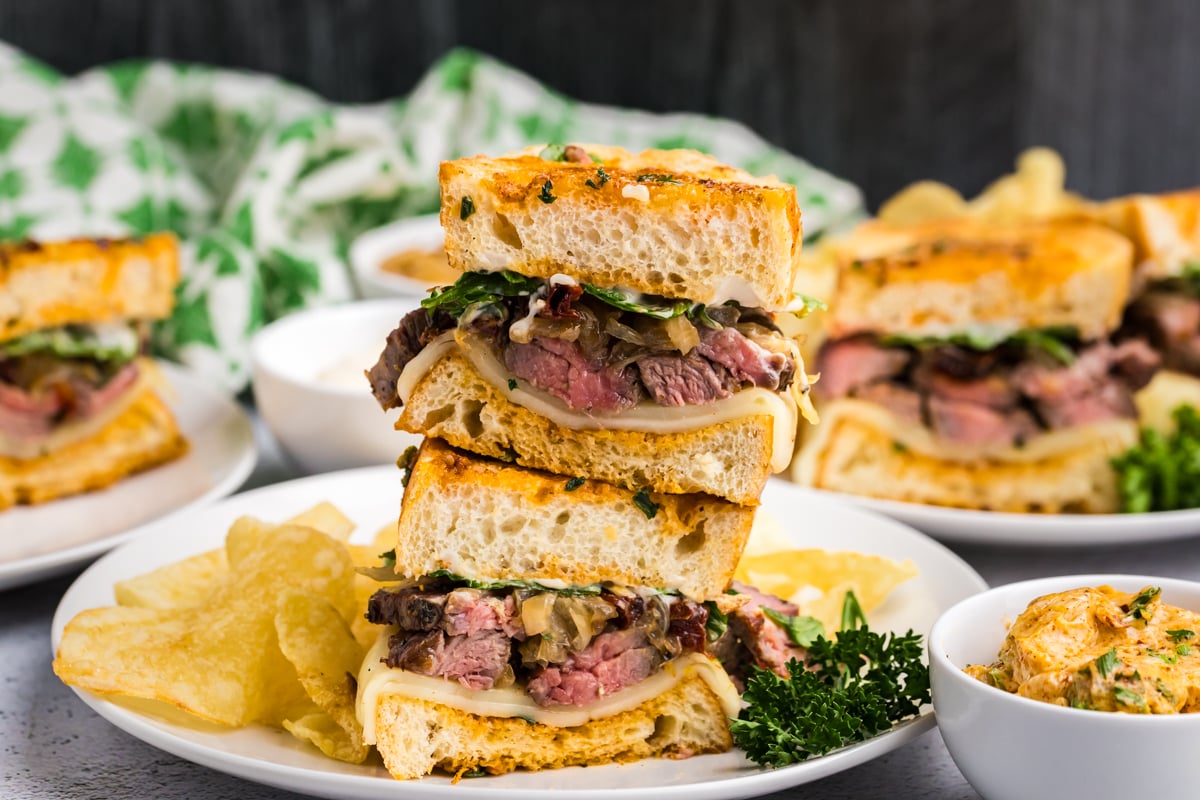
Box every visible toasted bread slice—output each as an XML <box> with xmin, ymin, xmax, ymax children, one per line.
<box><xmin>827</xmin><ymin>218</ymin><xmax>1133</xmax><ymax>341</ymax></box>
<box><xmin>0</xmin><ymin>386</ymin><xmax>187</xmax><ymax>508</ymax></box>
<box><xmin>396</xmin><ymin>350</ymin><xmax>780</xmax><ymax>505</ymax></box>
<box><xmin>439</xmin><ymin>145</ymin><xmax>802</xmax><ymax>308</ymax></box>
<box><xmin>0</xmin><ymin>234</ymin><xmax>179</xmax><ymax>343</ymax></box>
<box><xmin>372</xmin><ymin>671</ymin><xmax>732</xmax><ymax>779</ymax></box>
<box><xmin>792</xmin><ymin>400</ymin><xmax>1137</xmax><ymax>513</ymax></box>
<box><xmin>1092</xmin><ymin>190</ymin><xmax>1200</xmax><ymax>282</ymax></box>
<box><xmin>398</xmin><ymin>438</ymin><xmax>754</xmax><ymax>600</ymax></box>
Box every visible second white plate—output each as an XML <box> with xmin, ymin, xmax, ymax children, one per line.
<box><xmin>833</xmin><ymin>492</ymin><xmax>1200</xmax><ymax>547</ymax></box>
<box><xmin>0</xmin><ymin>362</ymin><xmax>256</xmax><ymax>590</ymax></box>
<box><xmin>52</xmin><ymin>471</ymin><xmax>985</xmax><ymax>800</ymax></box>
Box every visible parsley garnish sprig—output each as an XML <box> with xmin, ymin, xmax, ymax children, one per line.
<box><xmin>1112</xmin><ymin>405</ymin><xmax>1200</xmax><ymax>512</ymax></box>
<box><xmin>729</xmin><ymin>592</ymin><xmax>930</xmax><ymax>766</ymax></box>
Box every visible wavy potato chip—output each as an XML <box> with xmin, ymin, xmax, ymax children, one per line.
<box><xmin>275</xmin><ymin>590</ymin><xmax>369</xmax><ymax>764</ymax></box>
<box><xmin>53</xmin><ymin>520</ymin><xmax>357</xmax><ymax>727</ymax></box>
<box><xmin>114</xmin><ymin>548</ymin><xmax>228</xmax><ymax>609</ymax></box>
<box><xmin>734</xmin><ymin>548</ymin><xmax>919</xmax><ymax>633</ymax></box>
<box><xmin>877</xmin><ymin>181</ymin><xmax>967</xmax><ymax>225</ymax></box>
<box><xmin>286</xmin><ymin>501</ymin><xmax>356</xmax><ymax>542</ymax></box>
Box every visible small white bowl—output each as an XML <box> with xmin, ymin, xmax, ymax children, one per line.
<box><xmin>350</xmin><ymin>214</ymin><xmax>449</xmax><ymax>298</ymax></box>
<box><xmin>930</xmin><ymin>574</ymin><xmax>1200</xmax><ymax>800</ymax></box>
<box><xmin>250</xmin><ymin>299</ymin><xmax>423</xmax><ymax>473</ymax></box>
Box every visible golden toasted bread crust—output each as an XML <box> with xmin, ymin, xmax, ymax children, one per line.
<box><xmin>793</xmin><ymin>406</ymin><xmax>1135</xmax><ymax>513</ymax></box>
<box><xmin>1093</xmin><ymin>190</ymin><xmax>1200</xmax><ymax>281</ymax></box>
<box><xmin>398</xmin><ymin>438</ymin><xmax>752</xmax><ymax>599</ymax></box>
<box><xmin>0</xmin><ymin>387</ymin><xmax>187</xmax><ymax>508</ymax></box>
<box><xmin>828</xmin><ymin>218</ymin><xmax>1133</xmax><ymax>340</ymax></box>
<box><xmin>439</xmin><ymin>145</ymin><xmax>801</xmax><ymax>308</ymax></box>
<box><xmin>396</xmin><ymin>350</ymin><xmax>774</xmax><ymax>504</ymax></box>
<box><xmin>0</xmin><ymin>234</ymin><xmax>179</xmax><ymax>343</ymax></box>
<box><xmin>373</xmin><ymin>672</ymin><xmax>732</xmax><ymax>779</ymax></box>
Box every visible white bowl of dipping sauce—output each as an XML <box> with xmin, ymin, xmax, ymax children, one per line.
<box><xmin>250</xmin><ymin>299</ymin><xmax>422</xmax><ymax>473</ymax></box>
<box><xmin>351</xmin><ymin>215</ymin><xmax>458</xmax><ymax>299</ymax></box>
<box><xmin>930</xmin><ymin>574</ymin><xmax>1200</xmax><ymax>800</ymax></box>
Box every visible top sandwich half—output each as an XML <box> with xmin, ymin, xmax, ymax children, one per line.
<box><xmin>0</xmin><ymin>235</ymin><xmax>180</xmax><ymax>461</ymax></box>
<box><xmin>368</xmin><ymin>146</ymin><xmax>815</xmax><ymax>504</ymax></box>
<box><xmin>439</xmin><ymin>144</ymin><xmax>803</xmax><ymax>309</ymax></box>
<box><xmin>810</xmin><ymin>217</ymin><xmax>1160</xmax><ymax>456</ymax></box>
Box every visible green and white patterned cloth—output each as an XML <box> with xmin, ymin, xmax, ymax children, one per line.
<box><xmin>0</xmin><ymin>44</ymin><xmax>862</xmax><ymax>392</ymax></box>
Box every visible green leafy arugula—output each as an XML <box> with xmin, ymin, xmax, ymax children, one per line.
<box><xmin>1112</xmin><ymin>406</ymin><xmax>1200</xmax><ymax>512</ymax></box>
<box><xmin>582</xmin><ymin>283</ymin><xmax>692</xmax><ymax>320</ymax></box>
<box><xmin>0</xmin><ymin>324</ymin><xmax>140</xmax><ymax>363</ymax></box>
<box><xmin>729</xmin><ymin>592</ymin><xmax>930</xmax><ymax>767</ymax></box>
<box><xmin>424</xmin><ymin>569</ymin><xmax>604</xmax><ymax>596</ymax></box>
<box><xmin>704</xmin><ymin>601</ymin><xmax>728</xmax><ymax>643</ymax></box>
<box><xmin>763</xmin><ymin>607</ymin><xmax>825</xmax><ymax>647</ymax></box>
<box><xmin>882</xmin><ymin>325</ymin><xmax>1078</xmax><ymax>365</ymax></box>
<box><xmin>423</xmin><ymin>270</ymin><xmax>708</xmax><ymax>322</ymax></box>
<box><xmin>421</xmin><ymin>271</ymin><xmax>545</xmax><ymax>318</ymax></box>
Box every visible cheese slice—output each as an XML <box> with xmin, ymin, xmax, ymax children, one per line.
<box><xmin>397</xmin><ymin>331</ymin><xmax>800</xmax><ymax>473</ymax></box>
<box><xmin>0</xmin><ymin>358</ymin><xmax>155</xmax><ymax>460</ymax></box>
<box><xmin>355</xmin><ymin>630</ymin><xmax>741</xmax><ymax>744</ymax></box>
<box><xmin>795</xmin><ymin>398</ymin><xmax>1138</xmax><ymax>481</ymax></box>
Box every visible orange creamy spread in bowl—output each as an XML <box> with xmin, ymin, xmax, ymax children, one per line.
<box><xmin>966</xmin><ymin>585</ymin><xmax>1200</xmax><ymax>713</ymax></box>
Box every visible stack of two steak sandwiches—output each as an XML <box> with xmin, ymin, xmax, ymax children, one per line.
<box><xmin>360</xmin><ymin>145</ymin><xmax>818</xmax><ymax>779</ymax></box>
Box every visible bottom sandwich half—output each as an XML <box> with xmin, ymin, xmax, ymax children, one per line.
<box><xmin>0</xmin><ymin>384</ymin><xmax>187</xmax><ymax>509</ymax></box>
<box><xmin>793</xmin><ymin>399</ymin><xmax>1139</xmax><ymax>513</ymax></box>
<box><xmin>363</xmin><ymin>633</ymin><xmax>736</xmax><ymax>779</ymax></box>
<box><xmin>354</xmin><ymin>438</ymin><xmax>818</xmax><ymax>779</ymax></box>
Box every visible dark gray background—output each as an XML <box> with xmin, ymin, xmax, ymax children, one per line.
<box><xmin>1</xmin><ymin>0</ymin><xmax>1196</xmax><ymax>208</ymax></box>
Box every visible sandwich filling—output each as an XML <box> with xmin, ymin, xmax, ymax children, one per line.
<box><xmin>1121</xmin><ymin>266</ymin><xmax>1200</xmax><ymax>377</ymax></box>
<box><xmin>0</xmin><ymin>322</ymin><xmax>148</xmax><ymax>459</ymax></box>
<box><xmin>360</xmin><ymin>573</ymin><xmax>813</xmax><ymax>729</ymax></box>
<box><xmin>367</xmin><ymin>271</ymin><xmax>810</xmax><ymax>416</ymax></box>
<box><xmin>815</xmin><ymin>331</ymin><xmax>1159</xmax><ymax>449</ymax></box>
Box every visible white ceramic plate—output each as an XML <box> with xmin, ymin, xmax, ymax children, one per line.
<box><xmin>0</xmin><ymin>362</ymin><xmax>255</xmax><ymax>590</ymax></box>
<box><xmin>828</xmin><ymin>491</ymin><xmax>1200</xmax><ymax>547</ymax></box>
<box><xmin>52</xmin><ymin>471</ymin><xmax>985</xmax><ymax>800</ymax></box>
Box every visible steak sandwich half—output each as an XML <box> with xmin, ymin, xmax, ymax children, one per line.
<box><xmin>1095</xmin><ymin>190</ymin><xmax>1200</xmax><ymax>378</ymax></box>
<box><xmin>357</xmin><ymin>437</ymin><xmax>770</xmax><ymax>778</ymax></box>
<box><xmin>793</xmin><ymin>218</ymin><xmax>1161</xmax><ymax>513</ymax></box>
<box><xmin>367</xmin><ymin>145</ymin><xmax>815</xmax><ymax>505</ymax></box>
<box><xmin>0</xmin><ymin>236</ymin><xmax>187</xmax><ymax>507</ymax></box>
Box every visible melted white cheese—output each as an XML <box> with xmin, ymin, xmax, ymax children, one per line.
<box><xmin>396</xmin><ymin>332</ymin><xmax>799</xmax><ymax>473</ymax></box>
<box><xmin>355</xmin><ymin>631</ymin><xmax>740</xmax><ymax>744</ymax></box>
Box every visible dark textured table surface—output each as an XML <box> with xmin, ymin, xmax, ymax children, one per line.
<box><xmin>5</xmin><ymin>418</ymin><xmax>1200</xmax><ymax>799</ymax></box>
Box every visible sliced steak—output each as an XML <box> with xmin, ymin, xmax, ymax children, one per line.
<box><xmin>367</xmin><ymin>308</ymin><xmax>436</xmax><ymax>410</ymax></box>
<box><xmin>725</xmin><ymin>581</ymin><xmax>807</xmax><ymax>678</ymax></box>
<box><xmin>927</xmin><ymin>396</ymin><xmax>1040</xmax><ymax>447</ymax></box>
<box><xmin>366</xmin><ymin>588</ymin><xmax>447</xmax><ymax>630</ymax></box>
<box><xmin>854</xmin><ymin>382</ymin><xmax>923</xmax><ymax>425</ymax></box>
<box><xmin>443</xmin><ymin>589</ymin><xmax>523</xmax><ymax>638</ymax></box>
<box><xmin>504</xmin><ymin>336</ymin><xmax>643</xmax><ymax>412</ymax></box>
<box><xmin>526</xmin><ymin>628</ymin><xmax>661</xmax><ymax>707</ymax></box>
<box><xmin>815</xmin><ymin>336</ymin><xmax>911</xmax><ymax>400</ymax></box>
<box><xmin>1126</xmin><ymin>290</ymin><xmax>1200</xmax><ymax>350</ymax></box>
<box><xmin>912</xmin><ymin>361</ymin><xmax>1018</xmax><ymax>410</ymax></box>
<box><xmin>384</xmin><ymin>628</ymin><xmax>511</xmax><ymax>690</ymax></box>
<box><xmin>696</xmin><ymin>326</ymin><xmax>794</xmax><ymax>391</ymax></box>
<box><xmin>1109</xmin><ymin>338</ymin><xmax>1162</xmax><ymax>389</ymax></box>
<box><xmin>637</xmin><ymin>350</ymin><xmax>736</xmax><ymax>406</ymax></box>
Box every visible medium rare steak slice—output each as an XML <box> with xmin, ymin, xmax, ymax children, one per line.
<box><xmin>526</xmin><ymin>628</ymin><xmax>661</xmax><ymax>707</ymax></box>
<box><xmin>384</xmin><ymin>628</ymin><xmax>511</xmax><ymax>690</ymax></box>
<box><xmin>637</xmin><ymin>350</ymin><xmax>737</xmax><ymax>406</ymax></box>
<box><xmin>504</xmin><ymin>336</ymin><xmax>644</xmax><ymax>413</ymax></box>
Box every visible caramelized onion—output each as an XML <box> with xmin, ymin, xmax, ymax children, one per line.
<box><xmin>664</xmin><ymin>315</ymin><xmax>700</xmax><ymax>354</ymax></box>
